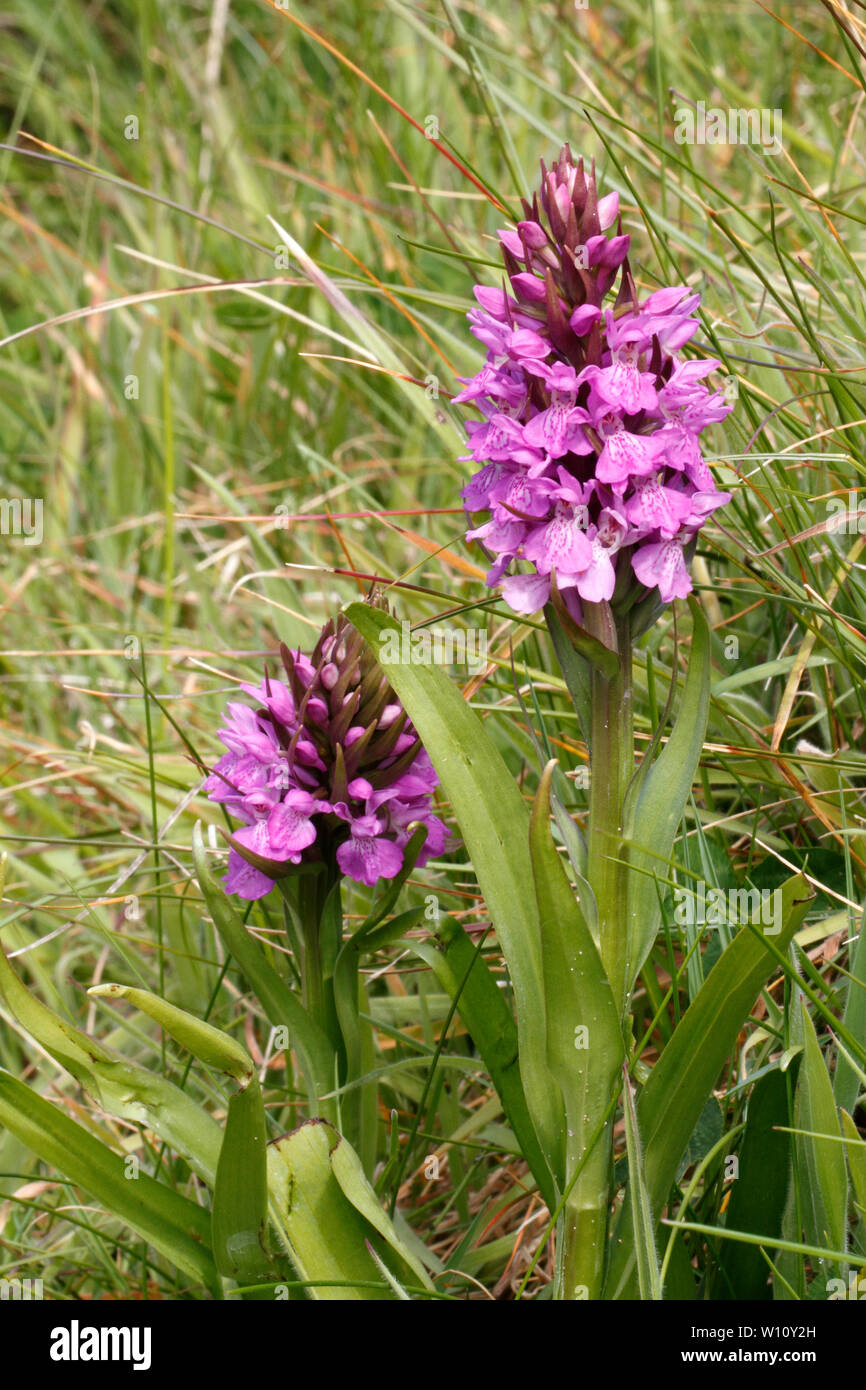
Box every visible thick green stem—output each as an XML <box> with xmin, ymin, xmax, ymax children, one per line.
<box><xmin>585</xmin><ymin>605</ymin><xmax>634</xmax><ymax>1015</ymax></box>
<box><xmin>555</xmin><ymin>602</ymin><xmax>634</xmax><ymax>1298</ymax></box>
<box><xmin>285</xmin><ymin>868</ymin><xmax>344</xmax><ymax>1125</ymax></box>
<box><xmin>299</xmin><ymin>903</ymin><xmax>325</xmax><ymax>1027</ymax></box>
<box><xmin>296</xmin><ymin>873</ymin><xmax>324</xmax><ymax>1022</ymax></box>
<box><xmin>556</xmin><ymin>1113</ymin><xmax>615</xmax><ymax>1299</ymax></box>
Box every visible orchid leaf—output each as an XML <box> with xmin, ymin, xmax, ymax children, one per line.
<box><xmin>606</xmin><ymin>873</ymin><xmax>814</xmax><ymax>1298</ymax></box>
<box><xmin>796</xmin><ymin>996</ymin><xmax>848</xmax><ymax>1269</ymax></box>
<box><xmin>89</xmin><ymin>982</ymin><xmax>254</xmax><ymax>1085</ymax></box>
<box><xmin>0</xmin><ymin>1069</ymin><xmax>219</xmax><ymax>1295</ymax></box>
<box><xmin>410</xmin><ymin>915</ymin><xmax>557</xmax><ymax>1211</ymax></box>
<box><xmin>623</xmin><ymin>597</ymin><xmax>711</xmax><ymax>983</ymax></box>
<box><xmin>267</xmin><ymin>1120</ymin><xmax>435</xmax><ymax>1299</ymax></box>
<box><xmin>345</xmin><ymin>601</ymin><xmax>563</xmax><ymax>1173</ymax></box>
<box><xmin>212</xmin><ymin>1076</ymin><xmax>274</xmax><ymax>1293</ymax></box>
<box><xmin>841</xmin><ymin>1109</ymin><xmax>866</xmax><ymax>1215</ymax></box>
<box><xmin>835</xmin><ymin>907</ymin><xmax>866</xmax><ymax>1113</ymax></box>
<box><xmin>713</xmin><ymin>1064</ymin><xmax>796</xmax><ymax>1300</ymax></box>
<box><xmin>0</xmin><ymin>940</ymin><xmax>223</xmax><ymax>1184</ymax></box>
<box><xmin>621</xmin><ymin>1064</ymin><xmax>662</xmax><ymax>1300</ymax></box>
<box><xmin>529</xmin><ymin>762</ymin><xmax>623</xmax><ymax>1190</ymax></box>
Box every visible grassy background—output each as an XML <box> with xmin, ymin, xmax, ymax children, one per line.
<box><xmin>1</xmin><ymin>0</ymin><xmax>865</xmax><ymax>1298</ymax></box>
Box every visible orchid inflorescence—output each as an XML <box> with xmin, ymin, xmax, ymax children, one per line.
<box><xmin>458</xmin><ymin>144</ymin><xmax>733</xmax><ymax>617</ymax></box>
<box><xmin>205</xmin><ymin>611</ymin><xmax>448</xmax><ymax>899</ymax></box>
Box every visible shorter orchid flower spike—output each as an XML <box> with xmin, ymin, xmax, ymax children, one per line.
<box><xmin>205</xmin><ymin>604</ymin><xmax>448</xmax><ymax>899</ymax></box>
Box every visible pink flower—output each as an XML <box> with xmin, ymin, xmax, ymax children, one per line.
<box><xmin>501</xmin><ymin>571</ymin><xmax>552</xmax><ymax>613</ymax></box>
<box><xmin>523</xmin><ymin>501</ymin><xmax>594</xmax><ymax>576</ymax></box>
<box><xmin>595</xmin><ymin>413</ymin><xmax>667</xmax><ymax>488</ymax></box>
<box><xmin>624</xmin><ymin>475</ymin><xmax>695</xmax><ymax>537</ymax></box>
<box><xmin>632</xmin><ymin>535</ymin><xmax>693</xmax><ymax>601</ymax></box>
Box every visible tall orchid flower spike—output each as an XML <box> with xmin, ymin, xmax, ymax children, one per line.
<box><xmin>458</xmin><ymin>143</ymin><xmax>733</xmax><ymax>626</ymax></box>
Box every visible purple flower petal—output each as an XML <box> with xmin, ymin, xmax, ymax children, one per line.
<box><xmin>523</xmin><ymin>503</ymin><xmax>593</xmax><ymax>576</ymax></box>
<box><xmin>224</xmin><ymin>851</ymin><xmax>274</xmax><ymax>901</ymax></box>
<box><xmin>632</xmin><ymin>536</ymin><xmax>693</xmax><ymax>601</ymax></box>
<box><xmin>337</xmin><ymin>832</ymin><xmax>404</xmax><ymax>887</ymax></box>
<box><xmin>501</xmin><ymin>572</ymin><xmax>551</xmax><ymax>613</ymax></box>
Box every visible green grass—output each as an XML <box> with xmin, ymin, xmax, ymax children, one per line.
<box><xmin>0</xmin><ymin>0</ymin><xmax>864</xmax><ymax>1299</ymax></box>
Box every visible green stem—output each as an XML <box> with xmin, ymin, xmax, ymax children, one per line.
<box><xmin>557</xmin><ymin>1114</ymin><xmax>615</xmax><ymax>1299</ymax></box>
<box><xmin>297</xmin><ymin>873</ymin><xmax>326</xmax><ymax>1025</ymax></box>
<box><xmin>585</xmin><ymin>605</ymin><xmax>634</xmax><ymax>1015</ymax></box>
<box><xmin>283</xmin><ymin>868</ymin><xmax>344</xmax><ymax>1125</ymax></box>
<box><xmin>556</xmin><ymin>602</ymin><xmax>634</xmax><ymax>1298</ymax></box>
<box><xmin>296</xmin><ymin>869</ymin><xmax>342</xmax><ymax>1052</ymax></box>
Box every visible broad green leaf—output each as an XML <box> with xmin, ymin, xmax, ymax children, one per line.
<box><xmin>90</xmin><ymin>977</ymin><xmax>283</xmax><ymax>1286</ymax></box>
<box><xmin>345</xmin><ymin>602</ymin><xmax>563</xmax><ymax>1172</ymax></box>
<box><xmin>193</xmin><ymin>824</ymin><xmax>335</xmax><ymax>1118</ymax></box>
<box><xmin>530</xmin><ymin>762</ymin><xmax>624</xmax><ymax>1296</ymax></box>
<box><xmin>796</xmin><ymin>996</ymin><xmax>848</xmax><ymax>1268</ymax></box>
<box><xmin>679</xmin><ymin>1096</ymin><xmax>725</xmax><ymax>1178</ymax></box>
<box><xmin>410</xmin><ymin>915</ymin><xmax>556</xmax><ymax>1211</ymax></box>
<box><xmin>268</xmin><ymin>1120</ymin><xmax>435</xmax><ymax>1300</ymax></box>
<box><xmin>715</xmin><ymin>1064</ymin><xmax>796</xmax><ymax>1300</ymax></box>
<box><xmin>606</xmin><ymin>873</ymin><xmax>814</xmax><ymax>1298</ymax></box>
<box><xmin>0</xmin><ymin>1069</ymin><xmax>219</xmax><ymax>1294</ymax></box>
<box><xmin>835</xmin><ymin>907</ymin><xmax>866</xmax><ymax>1113</ymax></box>
<box><xmin>0</xmin><ymin>940</ymin><xmax>222</xmax><ymax>1184</ymax></box>
<box><xmin>327</xmin><ymin>1125</ymin><xmax>434</xmax><ymax>1290</ymax></box>
<box><xmin>623</xmin><ymin>597</ymin><xmax>711</xmax><ymax>983</ymax></box>
<box><xmin>529</xmin><ymin>762</ymin><xmax>623</xmax><ymax>1180</ymax></box>
<box><xmin>663</xmin><ymin>1230</ymin><xmax>700</xmax><ymax>1300</ymax></box>
<box><xmin>621</xmin><ymin>1064</ymin><xmax>662</xmax><ymax>1301</ymax></box>
<box><xmin>212</xmin><ymin>1076</ymin><xmax>273</xmax><ymax>1293</ymax></box>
